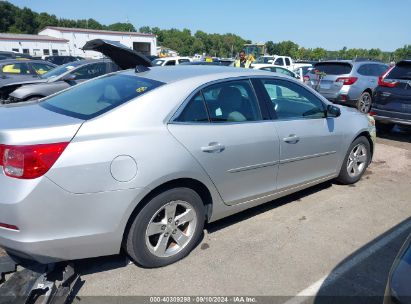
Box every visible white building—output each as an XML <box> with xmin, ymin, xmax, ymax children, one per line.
<box><xmin>0</xmin><ymin>33</ymin><xmax>69</xmax><ymax>57</ymax></box>
<box><xmin>39</xmin><ymin>26</ymin><xmax>157</xmax><ymax>58</ymax></box>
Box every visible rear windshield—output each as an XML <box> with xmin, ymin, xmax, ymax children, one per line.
<box><xmin>387</xmin><ymin>62</ymin><xmax>411</xmax><ymax>80</ymax></box>
<box><xmin>40</xmin><ymin>74</ymin><xmax>164</xmax><ymax>120</ymax></box>
<box><xmin>312</xmin><ymin>62</ymin><xmax>352</xmax><ymax>75</ymax></box>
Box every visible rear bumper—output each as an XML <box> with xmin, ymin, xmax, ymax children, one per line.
<box><xmin>0</xmin><ymin>171</ymin><xmax>146</xmax><ymax>263</ymax></box>
<box><xmin>372</xmin><ymin>109</ymin><xmax>411</xmax><ymax>126</ymax></box>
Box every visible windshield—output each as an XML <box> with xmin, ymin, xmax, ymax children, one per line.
<box><xmin>255</xmin><ymin>57</ymin><xmax>274</xmax><ymax>64</ymax></box>
<box><xmin>40</xmin><ymin>74</ymin><xmax>165</xmax><ymax>120</ymax></box>
<box><xmin>40</xmin><ymin>60</ymin><xmax>87</xmax><ymax>79</ymax></box>
<box><xmin>152</xmin><ymin>59</ymin><xmax>165</xmax><ymax>66</ymax></box>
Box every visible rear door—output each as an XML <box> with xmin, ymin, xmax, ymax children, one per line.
<box><xmin>258</xmin><ymin>78</ymin><xmax>343</xmax><ymax>189</ymax></box>
<box><xmin>168</xmin><ymin>79</ymin><xmax>280</xmax><ymax>205</ymax></box>
<box><xmin>374</xmin><ymin>62</ymin><xmax>411</xmax><ymax>114</ymax></box>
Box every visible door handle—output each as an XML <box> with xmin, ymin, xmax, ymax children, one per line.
<box><xmin>201</xmin><ymin>142</ymin><xmax>225</xmax><ymax>153</ymax></box>
<box><xmin>283</xmin><ymin>134</ymin><xmax>300</xmax><ymax>144</ymax></box>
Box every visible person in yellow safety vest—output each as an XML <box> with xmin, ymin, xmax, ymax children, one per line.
<box><xmin>234</xmin><ymin>50</ymin><xmax>252</xmax><ymax>68</ymax></box>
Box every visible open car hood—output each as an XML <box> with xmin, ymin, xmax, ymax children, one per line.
<box><xmin>82</xmin><ymin>39</ymin><xmax>152</xmax><ymax>70</ymax></box>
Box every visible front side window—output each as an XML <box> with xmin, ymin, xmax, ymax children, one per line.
<box><xmin>274</xmin><ymin>58</ymin><xmax>284</xmax><ymax>66</ymax></box>
<box><xmin>1</xmin><ymin>62</ymin><xmax>30</xmax><ymax>75</ymax></box>
<box><xmin>31</xmin><ymin>62</ymin><xmax>55</xmax><ymax>75</ymax></box>
<box><xmin>262</xmin><ymin>79</ymin><xmax>325</xmax><ymax>120</ymax></box>
<box><xmin>41</xmin><ymin>74</ymin><xmax>164</xmax><ymax>120</ymax></box>
<box><xmin>202</xmin><ymin>80</ymin><xmax>262</xmax><ymax>123</ymax></box>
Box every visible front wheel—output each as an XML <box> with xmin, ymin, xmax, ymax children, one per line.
<box><xmin>336</xmin><ymin>136</ymin><xmax>371</xmax><ymax>184</ymax></box>
<box><xmin>125</xmin><ymin>188</ymin><xmax>205</xmax><ymax>268</ymax></box>
<box><xmin>357</xmin><ymin>92</ymin><xmax>372</xmax><ymax>113</ymax></box>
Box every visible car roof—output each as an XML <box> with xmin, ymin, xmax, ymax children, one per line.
<box><xmin>0</xmin><ymin>59</ymin><xmax>56</xmax><ymax>65</ymax></box>
<box><xmin>120</xmin><ymin>65</ymin><xmax>276</xmax><ymax>84</ymax></box>
<box><xmin>254</xmin><ymin>64</ymin><xmax>289</xmax><ymax>69</ymax></box>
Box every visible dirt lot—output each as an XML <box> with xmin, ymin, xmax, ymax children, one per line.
<box><xmin>1</xmin><ymin>131</ymin><xmax>411</xmax><ymax>303</ymax></box>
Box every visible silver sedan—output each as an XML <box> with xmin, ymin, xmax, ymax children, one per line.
<box><xmin>0</xmin><ymin>66</ymin><xmax>376</xmax><ymax>268</ymax></box>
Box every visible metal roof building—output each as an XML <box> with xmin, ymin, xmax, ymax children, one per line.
<box><xmin>0</xmin><ymin>33</ymin><xmax>69</xmax><ymax>57</ymax></box>
<box><xmin>39</xmin><ymin>26</ymin><xmax>157</xmax><ymax>58</ymax></box>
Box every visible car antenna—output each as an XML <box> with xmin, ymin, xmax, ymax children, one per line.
<box><xmin>135</xmin><ymin>65</ymin><xmax>150</xmax><ymax>73</ymax></box>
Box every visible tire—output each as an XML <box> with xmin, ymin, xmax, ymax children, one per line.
<box><xmin>357</xmin><ymin>92</ymin><xmax>372</xmax><ymax>113</ymax></box>
<box><xmin>336</xmin><ymin>136</ymin><xmax>371</xmax><ymax>184</ymax></box>
<box><xmin>376</xmin><ymin>122</ymin><xmax>394</xmax><ymax>134</ymax></box>
<box><xmin>125</xmin><ymin>188</ymin><xmax>205</xmax><ymax>268</ymax></box>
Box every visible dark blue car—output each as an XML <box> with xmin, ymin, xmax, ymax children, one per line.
<box><xmin>372</xmin><ymin>60</ymin><xmax>411</xmax><ymax>133</ymax></box>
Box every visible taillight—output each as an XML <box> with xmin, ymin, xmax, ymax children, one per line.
<box><xmin>336</xmin><ymin>77</ymin><xmax>358</xmax><ymax>85</ymax></box>
<box><xmin>0</xmin><ymin>142</ymin><xmax>69</xmax><ymax>179</ymax></box>
<box><xmin>378</xmin><ymin>66</ymin><xmax>398</xmax><ymax>88</ymax></box>
<box><xmin>369</xmin><ymin>111</ymin><xmax>377</xmax><ymax>116</ymax></box>
<box><xmin>0</xmin><ymin>223</ymin><xmax>19</xmax><ymax>231</ymax></box>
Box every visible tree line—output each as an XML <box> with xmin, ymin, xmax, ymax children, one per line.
<box><xmin>1</xmin><ymin>1</ymin><xmax>410</xmax><ymax>62</ymax></box>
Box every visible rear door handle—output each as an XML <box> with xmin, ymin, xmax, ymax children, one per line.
<box><xmin>201</xmin><ymin>142</ymin><xmax>225</xmax><ymax>153</ymax></box>
<box><xmin>283</xmin><ymin>134</ymin><xmax>300</xmax><ymax>144</ymax></box>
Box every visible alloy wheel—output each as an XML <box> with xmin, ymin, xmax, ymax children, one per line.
<box><xmin>346</xmin><ymin>143</ymin><xmax>367</xmax><ymax>178</ymax></box>
<box><xmin>358</xmin><ymin>94</ymin><xmax>371</xmax><ymax>113</ymax></box>
<box><xmin>145</xmin><ymin>200</ymin><xmax>197</xmax><ymax>258</ymax></box>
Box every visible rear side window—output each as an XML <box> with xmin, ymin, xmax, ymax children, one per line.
<box><xmin>202</xmin><ymin>80</ymin><xmax>262</xmax><ymax>123</ymax></box>
<box><xmin>312</xmin><ymin>63</ymin><xmax>352</xmax><ymax>75</ymax></box>
<box><xmin>1</xmin><ymin>63</ymin><xmax>30</xmax><ymax>75</ymax></box>
<box><xmin>387</xmin><ymin>62</ymin><xmax>411</xmax><ymax>80</ymax></box>
<box><xmin>175</xmin><ymin>93</ymin><xmax>209</xmax><ymax>123</ymax></box>
<box><xmin>41</xmin><ymin>74</ymin><xmax>164</xmax><ymax>120</ymax></box>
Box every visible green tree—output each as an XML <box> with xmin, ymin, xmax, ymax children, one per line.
<box><xmin>107</xmin><ymin>22</ymin><xmax>136</xmax><ymax>32</ymax></box>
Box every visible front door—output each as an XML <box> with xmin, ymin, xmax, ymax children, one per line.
<box><xmin>168</xmin><ymin>80</ymin><xmax>280</xmax><ymax>205</ymax></box>
<box><xmin>259</xmin><ymin>78</ymin><xmax>342</xmax><ymax>190</ymax></box>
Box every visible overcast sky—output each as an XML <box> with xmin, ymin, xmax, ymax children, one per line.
<box><xmin>9</xmin><ymin>0</ymin><xmax>411</xmax><ymax>51</ymax></box>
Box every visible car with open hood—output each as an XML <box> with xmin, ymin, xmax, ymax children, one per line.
<box><xmin>0</xmin><ymin>39</ymin><xmax>152</xmax><ymax>104</ymax></box>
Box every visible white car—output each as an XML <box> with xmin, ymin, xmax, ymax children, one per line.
<box><xmin>152</xmin><ymin>57</ymin><xmax>192</xmax><ymax>66</ymax></box>
<box><xmin>253</xmin><ymin>64</ymin><xmax>299</xmax><ymax>79</ymax></box>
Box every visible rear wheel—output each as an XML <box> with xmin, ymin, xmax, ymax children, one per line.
<box><xmin>357</xmin><ymin>92</ymin><xmax>372</xmax><ymax>113</ymax></box>
<box><xmin>125</xmin><ymin>188</ymin><xmax>205</xmax><ymax>268</ymax></box>
<box><xmin>336</xmin><ymin>136</ymin><xmax>371</xmax><ymax>184</ymax></box>
<box><xmin>376</xmin><ymin>122</ymin><xmax>394</xmax><ymax>134</ymax></box>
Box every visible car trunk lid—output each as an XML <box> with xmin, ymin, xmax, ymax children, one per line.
<box><xmin>309</xmin><ymin>62</ymin><xmax>353</xmax><ymax>94</ymax></box>
<box><xmin>0</xmin><ymin>102</ymin><xmax>83</xmax><ymax>145</ymax></box>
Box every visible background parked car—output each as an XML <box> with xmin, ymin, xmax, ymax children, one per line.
<box><xmin>0</xmin><ymin>51</ymin><xmax>32</xmax><ymax>60</ymax></box>
<box><xmin>372</xmin><ymin>60</ymin><xmax>411</xmax><ymax>133</ymax></box>
<box><xmin>44</xmin><ymin>55</ymin><xmax>83</xmax><ymax>65</ymax></box>
<box><xmin>253</xmin><ymin>64</ymin><xmax>300</xmax><ymax>79</ymax></box>
<box><xmin>152</xmin><ymin>56</ymin><xmax>192</xmax><ymax>66</ymax></box>
<box><xmin>0</xmin><ymin>59</ymin><xmax>56</xmax><ymax>87</ymax></box>
<box><xmin>2</xmin><ymin>59</ymin><xmax>119</xmax><ymax>103</ymax></box>
<box><xmin>384</xmin><ymin>233</ymin><xmax>411</xmax><ymax>304</ymax></box>
<box><xmin>304</xmin><ymin>59</ymin><xmax>389</xmax><ymax>113</ymax></box>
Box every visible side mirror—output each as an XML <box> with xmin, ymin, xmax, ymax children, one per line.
<box><xmin>61</xmin><ymin>73</ymin><xmax>76</xmax><ymax>82</ymax></box>
<box><xmin>327</xmin><ymin>104</ymin><xmax>341</xmax><ymax>118</ymax></box>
